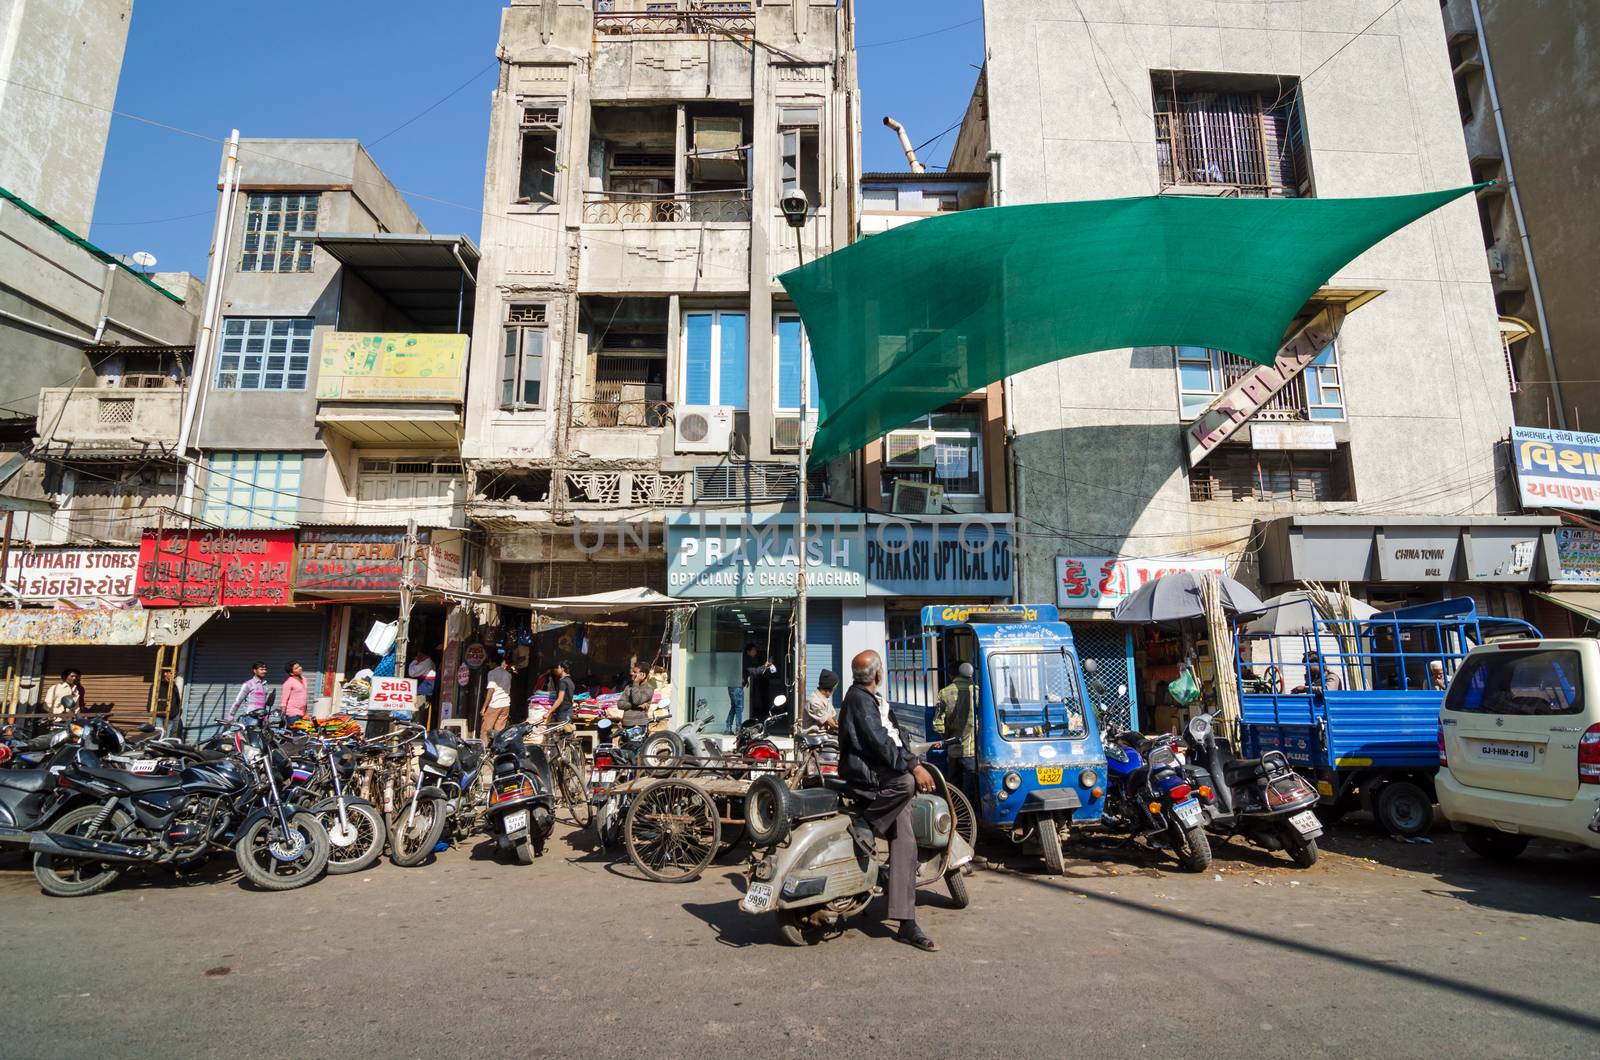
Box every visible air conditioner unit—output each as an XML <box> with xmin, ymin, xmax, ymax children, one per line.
<box><xmin>675</xmin><ymin>404</ymin><xmax>734</xmax><ymax>453</ymax></box>
<box><xmin>885</xmin><ymin>429</ymin><xmax>937</xmax><ymax>467</ymax></box>
<box><xmin>772</xmin><ymin>410</ymin><xmax>818</xmax><ymax>451</ymax></box>
<box><xmin>891</xmin><ymin>480</ymin><xmax>946</xmax><ymax>515</ymax></box>
<box><xmin>690</xmin><ymin>117</ymin><xmax>746</xmax><ymax>182</ymax></box>
<box><xmin>1487</xmin><ymin>247</ymin><xmax>1507</xmax><ymax>277</ymax></box>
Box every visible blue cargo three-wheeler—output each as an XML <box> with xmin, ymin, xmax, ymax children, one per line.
<box><xmin>887</xmin><ymin>604</ymin><xmax>1107</xmax><ymax>874</ymax></box>
<box><xmin>1235</xmin><ymin>597</ymin><xmax>1540</xmax><ymax>836</ymax></box>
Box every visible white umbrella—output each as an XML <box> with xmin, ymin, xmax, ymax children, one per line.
<box><xmin>1244</xmin><ymin>590</ymin><xmax>1376</xmax><ymax>637</ymax></box>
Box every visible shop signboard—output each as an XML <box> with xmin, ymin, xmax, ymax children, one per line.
<box><xmin>1511</xmin><ymin>425</ymin><xmax>1600</xmax><ymax>511</ymax></box>
<box><xmin>667</xmin><ymin>514</ymin><xmax>867</xmax><ymax>598</ymax></box>
<box><xmin>3</xmin><ymin>548</ymin><xmax>138</xmax><ymax>603</ymax></box>
<box><xmin>1055</xmin><ymin>555</ymin><xmax>1227</xmax><ymax>611</ymax></box>
<box><xmin>1376</xmin><ymin>528</ymin><xmax>1460</xmax><ymax>581</ymax></box>
<box><xmin>135</xmin><ymin>529</ymin><xmax>295</xmax><ymax>607</ymax></box>
<box><xmin>1556</xmin><ymin>527</ymin><xmax>1600</xmax><ymax>584</ymax></box>
<box><xmin>316</xmin><ymin>332</ymin><xmax>468</xmax><ymax>401</ymax></box>
<box><xmin>342</xmin><ymin>675</ymin><xmax>416</xmax><ymax>717</ymax></box>
<box><xmin>864</xmin><ymin>520</ymin><xmax>1014</xmax><ymax>596</ymax></box>
<box><xmin>465</xmin><ymin>644</ymin><xmax>487</xmax><ymax>669</ymax></box>
<box><xmin>0</xmin><ymin>607</ymin><xmax>219</xmax><ymax>647</ymax></box>
<box><xmin>423</xmin><ymin>530</ymin><xmax>466</xmax><ymax>592</ymax></box>
<box><xmin>1251</xmin><ymin>423</ymin><xmax>1336</xmax><ymax>450</ymax></box>
<box><xmin>295</xmin><ymin>530</ymin><xmax>406</xmax><ymax>593</ymax></box>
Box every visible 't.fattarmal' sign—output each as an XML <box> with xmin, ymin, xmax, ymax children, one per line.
<box><xmin>1185</xmin><ymin>306</ymin><xmax>1345</xmax><ymax>467</ymax></box>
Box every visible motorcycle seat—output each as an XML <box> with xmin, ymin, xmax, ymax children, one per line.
<box><xmin>785</xmin><ymin>786</ymin><xmax>840</xmax><ymax>821</ymax></box>
<box><xmin>0</xmin><ymin>769</ymin><xmax>53</xmax><ymax>793</ymax></box>
<box><xmin>77</xmin><ymin>765</ymin><xmax>178</xmax><ymax>792</ymax></box>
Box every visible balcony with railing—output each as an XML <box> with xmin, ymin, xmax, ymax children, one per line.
<box><xmin>1153</xmin><ymin>80</ymin><xmax>1310</xmax><ymax>198</ymax></box>
<box><xmin>34</xmin><ymin>387</ymin><xmax>183</xmax><ymax>456</ymax></box>
<box><xmin>581</xmin><ymin>191</ymin><xmax>752</xmax><ymax>224</ymax></box>
<box><xmin>594</xmin><ymin>2</ymin><xmax>754</xmax><ymax>36</ymax></box>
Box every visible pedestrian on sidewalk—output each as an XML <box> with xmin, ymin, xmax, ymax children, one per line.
<box><xmin>281</xmin><ymin>661</ymin><xmax>308</xmax><ymax>721</ymax></box>
<box><xmin>225</xmin><ymin>661</ymin><xmax>272</xmax><ymax>724</ymax></box>
<box><xmin>479</xmin><ymin>654</ymin><xmax>513</xmax><ymax>741</ymax></box>
<box><xmin>838</xmin><ymin>648</ymin><xmax>939</xmax><ymax>952</ymax></box>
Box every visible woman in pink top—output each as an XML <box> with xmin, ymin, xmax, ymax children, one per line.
<box><xmin>281</xmin><ymin>660</ymin><xmax>309</xmax><ymax>720</ymax></box>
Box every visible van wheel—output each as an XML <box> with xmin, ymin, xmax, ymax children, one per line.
<box><xmin>1462</xmin><ymin>826</ymin><xmax>1529</xmax><ymax>862</ymax></box>
<box><xmin>1037</xmin><ymin>817</ymin><xmax>1066</xmax><ymax>875</ymax></box>
<box><xmin>1375</xmin><ymin>781</ymin><xmax>1433</xmax><ymax>837</ymax></box>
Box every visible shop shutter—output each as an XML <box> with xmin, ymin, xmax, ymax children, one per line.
<box><xmin>804</xmin><ymin>600</ymin><xmax>842</xmax><ymax>707</ymax></box>
<box><xmin>1071</xmin><ymin>623</ymin><xmax>1138</xmax><ymax>731</ymax></box>
<box><xmin>496</xmin><ymin>561</ymin><xmax>665</xmax><ymax>599</ymax></box>
<box><xmin>184</xmin><ymin>611</ymin><xmax>327</xmax><ymax>736</ymax></box>
<box><xmin>42</xmin><ymin>645</ymin><xmax>158</xmax><ymax>728</ymax></box>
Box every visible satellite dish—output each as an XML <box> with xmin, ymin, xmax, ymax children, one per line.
<box><xmin>131</xmin><ymin>251</ymin><xmax>157</xmax><ymax>271</ymax></box>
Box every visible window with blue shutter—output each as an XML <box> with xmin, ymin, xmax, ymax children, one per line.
<box><xmin>684</xmin><ymin>313</ymin><xmax>713</xmax><ymax>405</ymax></box>
<box><xmin>775</xmin><ymin>314</ymin><xmax>818</xmax><ymax>412</ymax></box>
<box><xmin>718</xmin><ymin>312</ymin><xmax>747</xmax><ymax>410</ymax></box>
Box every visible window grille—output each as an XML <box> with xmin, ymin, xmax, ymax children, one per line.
<box><xmin>216</xmin><ymin>318</ymin><xmax>313</xmax><ymax>391</ymax></box>
<box><xmin>240</xmin><ymin>192</ymin><xmax>319</xmax><ymax>272</ymax></box>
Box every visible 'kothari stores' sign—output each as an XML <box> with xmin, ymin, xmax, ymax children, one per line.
<box><xmin>666</xmin><ymin>514</ymin><xmax>1014</xmax><ymax>598</ymax></box>
<box><xmin>3</xmin><ymin>548</ymin><xmax>138</xmax><ymax>602</ymax></box>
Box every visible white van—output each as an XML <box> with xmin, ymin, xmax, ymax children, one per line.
<box><xmin>1436</xmin><ymin>637</ymin><xmax>1600</xmax><ymax>860</ymax></box>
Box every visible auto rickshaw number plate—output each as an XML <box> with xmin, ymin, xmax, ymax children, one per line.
<box><xmin>1036</xmin><ymin>766</ymin><xmax>1064</xmax><ymax>786</ymax></box>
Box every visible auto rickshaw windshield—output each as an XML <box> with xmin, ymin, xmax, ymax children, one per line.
<box><xmin>989</xmin><ymin>651</ymin><xmax>1087</xmax><ymax>740</ymax></box>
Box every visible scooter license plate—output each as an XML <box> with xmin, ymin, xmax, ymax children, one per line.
<box><xmin>741</xmin><ymin>882</ymin><xmax>775</xmax><ymax>914</ymax></box>
<box><xmin>503</xmin><ymin>810</ymin><xmax>529</xmax><ymax>834</ymax></box>
<box><xmin>1174</xmin><ymin>798</ymin><xmax>1203</xmax><ymax>827</ymax></box>
<box><xmin>1289</xmin><ymin>809</ymin><xmax>1320</xmax><ymax>835</ymax></box>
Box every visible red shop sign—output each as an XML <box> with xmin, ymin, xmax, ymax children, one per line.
<box><xmin>136</xmin><ymin>528</ymin><xmax>296</xmax><ymax>607</ymax></box>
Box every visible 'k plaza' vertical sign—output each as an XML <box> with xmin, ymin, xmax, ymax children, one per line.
<box><xmin>665</xmin><ymin>514</ymin><xmax>1015</xmax><ymax>599</ymax></box>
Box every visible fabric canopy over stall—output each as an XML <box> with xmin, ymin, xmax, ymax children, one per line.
<box><xmin>440</xmin><ymin>586</ymin><xmax>683</xmax><ymax>621</ymax></box>
<box><xmin>781</xmin><ymin>185</ymin><xmax>1481</xmax><ymax>468</ymax></box>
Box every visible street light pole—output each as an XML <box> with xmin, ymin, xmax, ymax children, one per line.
<box><xmin>781</xmin><ymin>189</ymin><xmax>811</xmax><ymax>718</ymax></box>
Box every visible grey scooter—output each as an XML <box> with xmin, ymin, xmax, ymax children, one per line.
<box><xmin>738</xmin><ymin>763</ymin><xmax>974</xmax><ymax>946</ymax></box>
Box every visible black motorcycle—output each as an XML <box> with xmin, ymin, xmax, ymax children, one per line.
<box><xmin>1182</xmin><ymin>710</ymin><xmax>1323</xmax><ymax>868</ymax></box>
<box><xmin>482</xmin><ymin>723</ymin><xmax>555</xmax><ymax>864</ymax></box>
<box><xmin>389</xmin><ymin>728</ymin><xmax>484</xmax><ymax>866</ymax></box>
<box><xmin>14</xmin><ymin>714</ymin><xmax>330</xmax><ymax>896</ymax></box>
<box><xmin>0</xmin><ymin>717</ymin><xmax>124</xmax><ymax>845</ymax></box>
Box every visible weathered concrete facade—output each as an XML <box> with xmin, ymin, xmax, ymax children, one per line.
<box><xmin>0</xmin><ymin>0</ymin><xmax>130</xmax><ymax>226</ymax></box>
<box><xmin>463</xmin><ymin>1</ymin><xmax>859</xmax><ymax>573</ymax></box>
<box><xmin>1442</xmin><ymin>0</ymin><xmax>1600</xmax><ymax>430</ymax></box>
<box><xmin>953</xmin><ymin>0</ymin><xmax>1521</xmax><ymax>605</ymax></box>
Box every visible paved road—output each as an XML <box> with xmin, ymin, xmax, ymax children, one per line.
<box><xmin>2</xmin><ymin>817</ymin><xmax>1597</xmax><ymax>1060</ymax></box>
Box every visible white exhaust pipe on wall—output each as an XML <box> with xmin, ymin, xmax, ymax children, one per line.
<box><xmin>882</xmin><ymin>116</ymin><xmax>925</xmax><ymax>173</ymax></box>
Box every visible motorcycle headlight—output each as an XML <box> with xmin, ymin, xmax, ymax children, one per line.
<box><xmin>1079</xmin><ymin>768</ymin><xmax>1097</xmax><ymax>788</ymax></box>
<box><xmin>435</xmin><ymin>746</ymin><xmax>459</xmax><ymax>768</ymax></box>
<box><xmin>1003</xmin><ymin>770</ymin><xmax>1022</xmax><ymax>792</ymax></box>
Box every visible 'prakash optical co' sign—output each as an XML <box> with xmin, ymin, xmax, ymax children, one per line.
<box><xmin>1511</xmin><ymin>426</ymin><xmax>1600</xmax><ymax>511</ymax></box>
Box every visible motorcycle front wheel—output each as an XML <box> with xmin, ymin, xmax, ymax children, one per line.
<box><xmin>315</xmin><ymin>797</ymin><xmax>385</xmax><ymax>875</ymax></box>
<box><xmin>1169</xmin><ymin>819</ymin><xmax>1213</xmax><ymax>873</ymax></box>
<box><xmin>32</xmin><ymin>805</ymin><xmax>134</xmax><ymax>898</ymax></box>
<box><xmin>389</xmin><ymin>796</ymin><xmax>446</xmax><ymax>867</ymax></box>
<box><xmin>236</xmin><ymin>811</ymin><xmax>330</xmax><ymax>891</ymax></box>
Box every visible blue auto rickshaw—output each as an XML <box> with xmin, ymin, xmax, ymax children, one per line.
<box><xmin>888</xmin><ymin>604</ymin><xmax>1107</xmax><ymax>874</ymax></box>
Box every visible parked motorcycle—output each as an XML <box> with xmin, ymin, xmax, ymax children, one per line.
<box><xmin>10</xmin><ymin>714</ymin><xmax>329</xmax><ymax>896</ymax></box>
<box><xmin>389</xmin><ymin>728</ymin><xmax>482</xmax><ymax>867</ymax></box>
<box><xmin>1182</xmin><ymin>710</ymin><xmax>1323</xmax><ymax>867</ymax></box>
<box><xmin>482</xmin><ymin>723</ymin><xmax>555</xmax><ymax>864</ymax></box>
<box><xmin>739</xmin><ymin>766</ymin><xmax>974</xmax><ymax>945</ymax></box>
<box><xmin>292</xmin><ymin>736</ymin><xmax>386</xmax><ymax>875</ymax></box>
<box><xmin>1100</xmin><ymin>721</ymin><xmax>1212</xmax><ymax>872</ymax></box>
<box><xmin>0</xmin><ymin>717</ymin><xmax>124</xmax><ymax>846</ymax></box>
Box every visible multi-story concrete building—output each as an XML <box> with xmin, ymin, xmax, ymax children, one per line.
<box><xmin>951</xmin><ymin>0</ymin><xmax>1560</xmax><ymax>726</ymax></box>
<box><xmin>1441</xmin><ymin>0</ymin><xmax>1598</xmax><ymax>431</ymax></box>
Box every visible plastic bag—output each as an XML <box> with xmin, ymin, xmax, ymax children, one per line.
<box><xmin>1167</xmin><ymin>667</ymin><xmax>1202</xmax><ymax>707</ymax></box>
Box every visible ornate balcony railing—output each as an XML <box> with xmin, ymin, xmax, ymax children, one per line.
<box><xmin>581</xmin><ymin>191</ymin><xmax>752</xmax><ymax>224</ymax></box>
<box><xmin>570</xmin><ymin>399</ymin><xmax>674</xmax><ymax>429</ymax></box>
<box><xmin>594</xmin><ymin>7</ymin><xmax>755</xmax><ymax>36</ymax></box>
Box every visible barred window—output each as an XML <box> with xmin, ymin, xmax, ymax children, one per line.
<box><xmin>240</xmin><ymin>192</ymin><xmax>319</xmax><ymax>272</ymax></box>
<box><xmin>216</xmin><ymin>318</ymin><xmax>313</xmax><ymax>391</ymax></box>
<box><xmin>1189</xmin><ymin>445</ymin><xmax>1353</xmax><ymax>503</ymax></box>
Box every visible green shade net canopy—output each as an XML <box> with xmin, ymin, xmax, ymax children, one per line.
<box><xmin>780</xmin><ymin>185</ymin><xmax>1479</xmax><ymax>469</ymax></box>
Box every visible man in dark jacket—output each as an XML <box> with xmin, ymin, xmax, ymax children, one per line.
<box><xmin>838</xmin><ymin>648</ymin><xmax>938</xmax><ymax>952</ymax></box>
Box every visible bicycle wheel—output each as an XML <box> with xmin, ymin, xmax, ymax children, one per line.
<box><xmin>555</xmin><ymin>759</ymin><xmax>592</xmax><ymax>827</ymax></box>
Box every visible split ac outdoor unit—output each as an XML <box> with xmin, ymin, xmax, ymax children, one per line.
<box><xmin>884</xmin><ymin>429</ymin><xmax>937</xmax><ymax>467</ymax></box>
<box><xmin>772</xmin><ymin>410</ymin><xmax>818</xmax><ymax>451</ymax></box>
<box><xmin>690</xmin><ymin>117</ymin><xmax>746</xmax><ymax>182</ymax></box>
<box><xmin>891</xmin><ymin>480</ymin><xmax>946</xmax><ymax>515</ymax></box>
<box><xmin>675</xmin><ymin>404</ymin><xmax>734</xmax><ymax>453</ymax></box>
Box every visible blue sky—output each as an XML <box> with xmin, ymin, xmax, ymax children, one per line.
<box><xmin>88</xmin><ymin>0</ymin><xmax>985</xmax><ymax>277</ymax></box>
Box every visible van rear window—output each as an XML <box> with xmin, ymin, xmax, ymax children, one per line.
<box><xmin>1443</xmin><ymin>650</ymin><xmax>1583</xmax><ymax>716</ymax></box>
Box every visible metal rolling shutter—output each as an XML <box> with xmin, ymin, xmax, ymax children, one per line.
<box><xmin>42</xmin><ymin>645</ymin><xmax>158</xmax><ymax>728</ymax></box>
<box><xmin>804</xmin><ymin>600</ymin><xmax>843</xmax><ymax>707</ymax></box>
<box><xmin>184</xmin><ymin>611</ymin><xmax>327</xmax><ymax>736</ymax></box>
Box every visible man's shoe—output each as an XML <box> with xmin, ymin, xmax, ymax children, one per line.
<box><xmin>848</xmin><ymin>821</ymin><xmax>875</xmax><ymax>858</ymax></box>
<box><xmin>896</xmin><ymin>921</ymin><xmax>938</xmax><ymax>952</ymax></box>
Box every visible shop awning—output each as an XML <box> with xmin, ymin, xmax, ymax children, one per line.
<box><xmin>1533</xmin><ymin>590</ymin><xmax>1600</xmax><ymax>625</ymax></box>
<box><xmin>426</xmin><ymin>586</ymin><xmax>685</xmax><ymax>619</ymax></box>
<box><xmin>781</xmin><ymin>185</ymin><xmax>1483</xmax><ymax>468</ymax></box>
<box><xmin>0</xmin><ymin>607</ymin><xmax>219</xmax><ymax>646</ymax></box>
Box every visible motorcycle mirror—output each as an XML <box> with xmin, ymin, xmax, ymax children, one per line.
<box><xmin>1116</xmin><ymin>684</ymin><xmax>1128</xmax><ymax>699</ymax></box>
<box><xmin>1187</xmin><ymin>714</ymin><xmax>1212</xmax><ymax>741</ymax></box>
<box><xmin>771</xmin><ymin>694</ymin><xmax>788</xmax><ymax>708</ymax></box>
<box><xmin>596</xmin><ymin>718</ymin><xmax>613</xmax><ymax>730</ymax></box>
